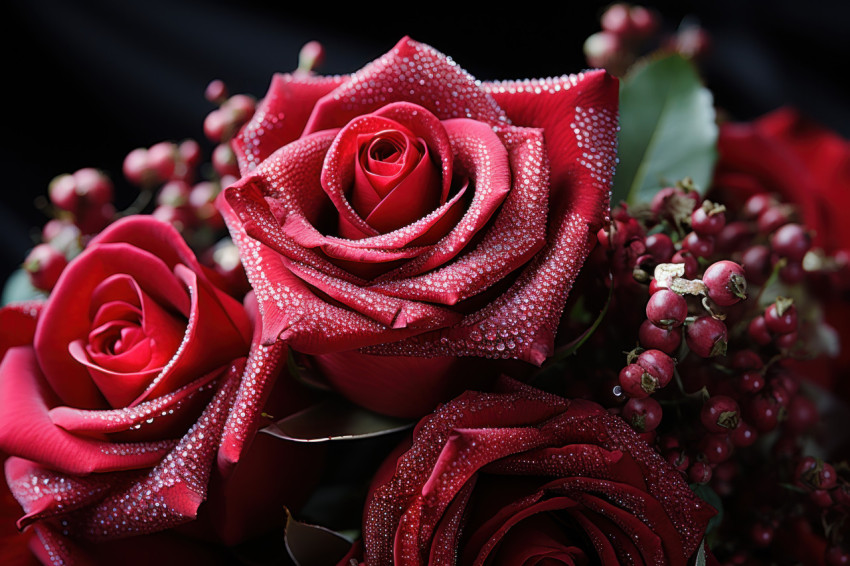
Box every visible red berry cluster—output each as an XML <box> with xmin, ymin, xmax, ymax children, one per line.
<box><xmin>583</xmin><ymin>3</ymin><xmax>709</xmax><ymax>77</ymax></box>
<box><xmin>22</xmin><ymin>76</ymin><xmax>267</xmax><ymax>297</ymax></box>
<box><xmin>587</xmin><ymin>180</ymin><xmax>849</xmax><ymax>563</ymax></box>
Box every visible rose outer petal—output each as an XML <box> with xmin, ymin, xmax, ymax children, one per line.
<box><xmin>302</xmin><ymin>37</ymin><xmax>507</xmax><ymax>137</ymax></box>
<box><xmin>0</xmin><ymin>347</ymin><xmax>176</xmax><ymax>476</ymax></box>
<box><xmin>234</xmin><ymin>72</ymin><xmax>347</xmax><ymax>173</ymax></box>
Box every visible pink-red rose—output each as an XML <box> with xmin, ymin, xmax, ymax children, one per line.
<box><xmin>221</xmin><ymin>37</ymin><xmax>619</xmax><ymax>417</ymax></box>
<box><xmin>0</xmin><ymin>216</ymin><xmax>315</xmax><ymax>562</ymax></box>
<box><xmin>362</xmin><ymin>378</ymin><xmax>714</xmax><ymax>565</ymax></box>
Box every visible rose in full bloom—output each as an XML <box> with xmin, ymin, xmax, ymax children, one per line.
<box><xmin>221</xmin><ymin>37</ymin><xmax>619</xmax><ymax>416</ymax></box>
<box><xmin>0</xmin><ymin>216</ymin><xmax>317</xmax><ymax>562</ymax></box>
<box><xmin>361</xmin><ymin>378</ymin><xmax>714</xmax><ymax>565</ymax></box>
<box><xmin>713</xmin><ymin>108</ymin><xmax>850</xmax><ymax>403</ymax></box>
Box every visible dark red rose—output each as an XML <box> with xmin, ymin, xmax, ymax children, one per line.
<box><xmin>362</xmin><ymin>378</ymin><xmax>715</xmax><ymax>565</ymax></box>
<box><xmin>715</xmin><ymin>107</ymin><xmax>850</xmax><ymax>253</ymax></box>
<box><xmin>221</xmin><ymin>37</ymin><xmax>619</xmax><ymax>417</ymax></box>
<box><xmin>0</xmin><ymin>216</ymin><xmax>319</xmax><ymax>563</ymax></box>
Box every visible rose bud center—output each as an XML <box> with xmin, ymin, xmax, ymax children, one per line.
<box><xmin>351</xmin><ymin>127</ymin><xmax>441</xmax><ymax>234</ymax></box>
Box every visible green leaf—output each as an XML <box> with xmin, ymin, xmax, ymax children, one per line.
<box><xmin>284</xmin><ymin>508</ymin><xmax>353</xmax><ymax>566</ymax></box>
<box><xmin>612</xmin><ymin>54</ymin><xmax>718</xmax><ymax>206</ymax></box>
<box><xmin>1</xmin><ymin>269</ymin><xmax>47</xmax><ymax>306</ymax></box>
<box><xmin>262</xmin><ymin>396</ymin><xmax>413</xmax><ymax>443</ymax></box>
<box><xmin>694</xmin><ymin>540</ymin><xmax>707</xmax><ymax>566</ymax></box>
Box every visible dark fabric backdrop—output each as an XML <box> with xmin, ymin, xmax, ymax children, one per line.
<box><xmin>3</xmin><ymin>0</ymin><xmax>849</xmax><ymax>284</ymax></box>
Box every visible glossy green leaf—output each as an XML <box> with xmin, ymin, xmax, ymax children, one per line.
<box><xmin>694</xmin><ymin>540</ymin><xmax>707</xmax><ymax>566</ymax></box>
<box><xmin>284</xmin><ymin>508</ymin><xmax>353</xmax><ymax>566</ymax></box>
<box><xmin>613</xmin><ymin>54</ymin><xmax>718</xmax><ymax>206</ymax></box>
<box><xmin>1</xmin><ymin>269</ymin><xmax>47</xmax><ymax>306</ymax></box>
<box><xmin>262</xmin><ymin>396</ymin><xmax>413</xmax><ymax>443</ymax></box>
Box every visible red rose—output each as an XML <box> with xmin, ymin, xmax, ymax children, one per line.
<box><xmin>714</xmin><ymin>108</ymin><xmax>850</xmax><ymax>402</ymax></box>
<box><xmin>0</xmin><ymin>216</ymin><xmax>316</xmax><ymax>562</ymax></box>
<box><xmin>715</xmin><ymin>107</ymin><xmax>850</xmax><ymax>253</ymax></box>
<box><xmin>221</xmin><ymin>37</ymin><xmax>619</xmax><ymax>417</ymax></box>
<box><xmin>362</xmin><ymin>378</ymin><xmax>714</xmax><ymax>565</ymax></box>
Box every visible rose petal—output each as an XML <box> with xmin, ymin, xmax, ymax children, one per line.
<box><xmin>234</xmin><ymin>72</ymin><xmax>347</xmax><ymax>173</ymax></box>
<box><xmin>5</xmin><ymin>457</ymin><xmax>139</xmax><ymax>530</ymax></box>
<box><xmin>48</xmin><ymin>366</ymin><xmax>223</xmax><ymax>434</ymax></box>
<box><xmin>302</xmin><ymin>37</ymin><xmax>507</xmax><ymax>137</ymax></box>
<box><xmin>483</xmin><ymin>70</ymin><xmax>618</xmax><ymax>225</ymax></box>
<box><xmin>0</xmin><ymin>302</ymin><xmax>41</xmax><ymax>362</ymax></box>
<box><xmin>0</xmin><ymin>346</ymin><xmax>175</xmax><ymax>475</ymax></box>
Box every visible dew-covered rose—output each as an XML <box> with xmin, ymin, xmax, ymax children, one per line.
<box><xmin>361</xmin><ymin>378</ymin><xmax>715</xmax><ymax>565</ymax></box>
<box><xmin>0</xmin><ymin>216</ymin><xmax>318</xmax><ymax>562</ymax></box>
<box><xmin>221</xmin><ymin>37</ymin><xmax>619</xmax><ymax>417</ymax></box>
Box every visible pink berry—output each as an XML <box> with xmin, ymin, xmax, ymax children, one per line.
<box><xmin>743</xmin><ymin>194</ymin><xmax>776</xmax><ymax>219</ymax></box>
<box><xmin>747</xmin><ymin>316</ymin><xmax>772</xmax><ymax>346</ymax></box>
<box><xmin>23</xmin><ymin>244</ymin><xmax>68</xmax><ymax>292</ymax></box>
<box><xmin>205</xmin><ymin>79</ymin><xmax>229</xmax><ymax>104</ymax></box>
<box><xmin>795</xmin><ymin>457</ymin><xmax>838</xmax><ymax>490</ymax></box>
<box><xmin>771</xmin><ymin>223</ymin><xmax>811</xmax><ymax>262</ymax></box>
<box><xmin>784</xmin><ymin>395</ymin><xmax>818</xmax><ymax>435</ymax></box>
<box><xmin>212</xmin><ymin>144</ymin><xmax>240</xmax><ymax>177</ymax></box>
<box><xmin>622</xmin><ymin>397</ymin><xmax>663</xmax><ymax>432</ymax></box>
<box><xmin>737</xmin><ymin>370</ymin><xmax>765</xmax><ymax>394</ymax></box>
<box><xmin>686</xmin><ymin>316</ymin><xmax>728</xmax><ymax>357</ymax></box>
<box><xmin>298</xmin><ymin>41</ymin><xmax>326</xmax><ymax>73</ymax></box>
<box><xmin>702</xmin><ymin>260</ymin><xmax>747</xmax><ymax>306</ymax></box>
<box><xmin>751</xmin><ymin>522</ymin><xmax>774</xmax><ymax>547</ymax></box>
<box><xmin>731</xmin><ymin>349</ymin><xmax>763</xmax><ymax>371</ymax></box>
<box><xmin>636</xmin><ymin>349</ymin><xmax>675</xmax><ymax>388</ymax></box>
<box><xmin>645</xmin><ymin>233</ymin><xmax>674</xmax><ymax>262</ymax></box>
<box><xmin>699</xmin><ymin>433</ymin><xmax>733</xmax><ymax>464</ymax></box>
<box><xmin>646</xmin><ymin>289</ymin><xmax>688</xmax><ymax>329</ymax></box>
<box><xmin>715</xmin><ymin>221</ymin><xmax>753</xmax><ymax>254</ymax></box>
<box><xmin>691</xmin><ymin>204</ymin><xmax>726</xmax><ymax>236</ymax></box>
<box><xmin>601</xmin><ymin>3</ymin><xmax>633</xmax><ymax>35</ymax></box>
<box><xmin>147</xmin><ymin>142</ymin><xmax>177</xmax><ymax>181</ymax></box>
<box><xmin>72</xmin><ymin>168</ymin><xmax>113</xmax><ymax>206</ymax></box>
<box><xmin>638</xmin><ymin>320</ymin><xmax>682</xmax><ymax>354</ymax></box>
<box><xmin>701</xmin><ymin>395</ymin><xmax>740</xmax><ymax>433</ymax></box>
<box><xmin>764</xmin><ymin>299</ymin><xmax>797</xmax><ymax>334</ymax></box>
<box><xmin>618</xmin><ymin>364</ymin><xmax>656</xmax><ymax>398</ymax></box>
<box><xmin>47</xmin><ymin>174</ymin><xmax>80</xmax><ymax>212</ymax></box>
<box><xmin>681</xmin><ymin>231</ymin><xmax>714</xmax><ymax>258</ymax></box>
<box><xmin>689</xmin><ymin>461</ymin><xmax>712</xmax><ymax>484</ymax></box>
<box><xmin>157</xmin><ymin>180</ymin><xmax>192</xmax><ymax>207</ymax></box>
<box><xmin>741</xmin><ymin>244</ymin><xmax>771</xmax><ymax>286</ymax></box>
<box><xmin>757</xmin><ymin>205</ymin><xmax>792</xmax><ymax>233</ymax></box>
<box><xmin>730</xmin><ymin>421</ymin><xmax>758</xmax><ymax>447</ymax></box>
<box><xmin>671</xmin><ymin>250</ymin><xmax>698</xmax><ymax>279</ymax></box>
<box><xmin>204</xmin><ymin>109</ymin><xmax>228</xmax><ymax>142</ymax></box>
<box><xmin>123</xmin><ymin>147</ymin><xmax>151</xmax><ymax>186</ymax></box>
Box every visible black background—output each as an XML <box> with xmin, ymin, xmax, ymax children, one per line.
<box><xmin>3</xmin><ymin>0</ymin><xmax>850</xmax><ymax>284</ymax></box>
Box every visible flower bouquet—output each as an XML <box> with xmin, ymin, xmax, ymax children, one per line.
<box><xmin>2</xmin><ymin>4</ymin><xmax>849</xmax><ymax>565</ymax></box>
